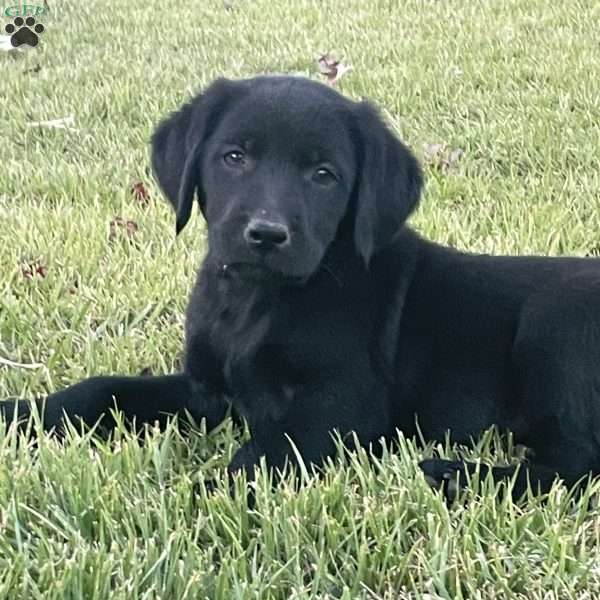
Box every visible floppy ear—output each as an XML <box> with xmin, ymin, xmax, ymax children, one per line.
<box><xmin>150</xmin><ymin>78</ymin><xmax>242</xmax><ymax>234</ymax></box>
<box><xmin>352</xmin><ymin>102</ymin><xmax>423</xmax><ymax>264</ymax></box>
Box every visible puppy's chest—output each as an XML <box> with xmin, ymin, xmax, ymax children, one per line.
<box><xmin>201</xmin><ymin>280</ymin><xmax>302</xmax><ymax>418</ymax></box>
<box><xmin>201</xmin><ymin>277</ymin><xmax>349</xmax><ymax>422</ymax></box>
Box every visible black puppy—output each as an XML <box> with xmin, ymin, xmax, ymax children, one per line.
<box><xmin>3</xmin><ymin>76</ymin><xmax>600</xmax><ymax>499</ymax></box>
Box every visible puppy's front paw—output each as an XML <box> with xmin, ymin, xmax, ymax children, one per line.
<box><xmin>419</xmin><ymin>458</ymin><xmax>472</xmax><ymax>503</ymax></box>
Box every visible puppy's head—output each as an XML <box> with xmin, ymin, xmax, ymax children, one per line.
<box><xmin>151</xmin><ymin>76</ymin><xmax>422</xmax><ymax>280</ymax></box>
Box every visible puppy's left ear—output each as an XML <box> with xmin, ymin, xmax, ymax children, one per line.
<box><xmin>352</xmin><ymin>102</ymin><xmax>423</xmax><ymax>264</ymax></box>
<box><xmin>150</xmin><ymin>79</ymin><xmax>242</xmax><ymax>234</ymax></box>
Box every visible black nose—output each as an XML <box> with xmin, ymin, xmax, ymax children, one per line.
<box><xmin>244</xmin><ymin>219</ymin><xmax>290</xmax><ymax>249</ymax></box>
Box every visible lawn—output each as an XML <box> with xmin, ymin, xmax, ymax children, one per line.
<box><xmin>1</xmin><ymin>0</ymin><xmax>600</xmax><ymax>597</ymax></box>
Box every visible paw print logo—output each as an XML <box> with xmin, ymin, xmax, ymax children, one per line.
<box><xmin>5</xmin><ymin>16</ymin><xmax>45</xmax><ymax>48</ymax></box>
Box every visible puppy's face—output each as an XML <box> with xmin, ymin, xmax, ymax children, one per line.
<box><xmin>151</xmin><ymin>76</ymin><xmax>423</xmax><ymax>280</ymax></box>
<box><xmin>200</xmin><ymin>81</ymin><xmax>357</xmax><ymax>280</ymax></box>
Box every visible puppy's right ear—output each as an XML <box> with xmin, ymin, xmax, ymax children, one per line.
<box><xmin>150</xmin><ymin>78</ymin><xmax>241</xmax><ymax>234</ymax></box>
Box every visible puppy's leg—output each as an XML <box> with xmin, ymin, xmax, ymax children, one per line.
<box><xmin>225</xmin><ymin>375</ymin><xmax>390</xmax><ymax>484</ymax></box>
<box><xmin>0</xmin><ymin>374</ymin><xmax>228</xmax><ymax>435</ymax></box>
<box><xmin>421</xmin><ymin>278</ymin><xmax>600</xmax><ymax>502</ymax></box>
<box><xmin>512</xmin><ymin>278</ymin><xmax>600</xmax><ymax>493</ymax></box>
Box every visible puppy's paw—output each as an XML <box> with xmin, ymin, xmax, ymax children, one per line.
<box><xmin>419</xmin><ymin>458</ymin><xmax>473</xmax><ymax>503</ymax></box>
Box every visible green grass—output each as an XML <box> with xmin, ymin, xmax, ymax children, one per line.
<box><xmin>2</xmin><ymin>0</ymin><xmax>600</xmax><ymax>597</ymax></box>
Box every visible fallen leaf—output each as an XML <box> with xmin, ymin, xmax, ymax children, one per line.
<box><xmin>423</xmin><ymin>142</ymin><xmax>463</xmax><ymax>174</ymax></box>
<box><xmin>131</xmin><ymin>181</ymin><xmax>150</xmax><ymax>205</ymax></box>
<box><xmin>109</xmin><ymin>217</ymin><xmax>139</xmax><ymax>242</ymax></box>
<box><xmin>317</xmin><ymin>53</ymin><xmax>352</xmax><ymax>86</ymax></box>
<box><xmin>21</xmin><ymin>259</ymin><xmax>47</xmax><ymax>280</ymax></box>
<box><xmin>27</xmin><ymin>115</ymin><xmax>77</xmax><ymax>130</ymax></box>
<box><xmin>423</xmin><ymin>143</ymin><xmax>445</xmax><ymax>162</ymax></box>
<box><xmin>447</xmin><ymin>148</ymin><xmax>464</xmax><ymax>165</ymax></box>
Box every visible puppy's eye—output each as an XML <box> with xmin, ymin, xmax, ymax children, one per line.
<box><xmin>223</xmin><ymin>150</ymin><xmax>246</xmax><ymax>167</ymax></box>
<box><xmin>312</xmin><ymin>167</ymin><xmax>337</xmax><ymax>185</ymax></box>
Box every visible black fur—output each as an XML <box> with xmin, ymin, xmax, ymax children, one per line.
<box><xmin>4</xmin><ymin>76</ymin><xmax>600</xmax><ymax>499</ymax></box>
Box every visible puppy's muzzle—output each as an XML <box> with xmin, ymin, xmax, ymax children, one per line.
<box><xmin>244</xmin><ymin>219</ymin><xmax>291</xmax><ymax>251</ymax></box>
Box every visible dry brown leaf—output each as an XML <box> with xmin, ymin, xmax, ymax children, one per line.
<box><xmin>21</xmin><ymin>259</ymin><xmax>47</xmax><ymax>280</ymax></box>
<box><xmin>317</xmin><ymin>53</ymin><xmax>352</xmax><ymax>86</ymax></box>
<box><xmin>423</xmin><ymin>142</ymin><xmax>464</xmax><ymax>174</ymax></box>
<box><xmin>109</xmin><ymin>217</ymin><xmax>139</xmax><ymax>242</ymax></box>
<box><xmin>131</xmin><ymin>181</ymin><xmax>150</xmax><ymax>205</ymax></box>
